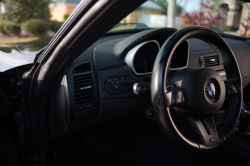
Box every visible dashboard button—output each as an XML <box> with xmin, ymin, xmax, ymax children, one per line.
<box><xmin>105</xmin><ymin>77</ymin><xmax>134</xmax><ymax>95</ymax></box>
<box><xmin>133</xmin><ymin>82</ymin><xmax>151</xmax><ymax>95</ymax></box>
<box><xmin>110</xmin><ymin>81</ymin><xmax>119</xmax><ymax>90</ymax></box>
<box><xmin>105</xmin><ymin>78</ymin><xmax>121</xmax><ymax>94</ymax></box>
<box><xmin>119</xmin><ymin>77</ymin><xmax>133</xmax><ymax>86</ymax></box>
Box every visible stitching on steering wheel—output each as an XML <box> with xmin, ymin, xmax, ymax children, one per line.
<box><xmin>218</xmin><ymin>97</ymin><xmax>234</xmax><ymax>134</ymax></box>
<box><xmin>195</xmin><ymin>38</ymin><xmax>223</xmax><ymax>64</ymax></box>
<box><xmin>207</xmin><ymin>42</ymin><xmax>223</xmax><ymax>64</ymax></box>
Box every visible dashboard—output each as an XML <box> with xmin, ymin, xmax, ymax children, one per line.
<box><xmin>50</xmin><ymin>28</ymin><xmax>250</xmax><ymax>137</ymax></box>
<box><xmin>3</xmin><ymin>28</ymin><xmax>250</xmax><ymax>138</ymax></box>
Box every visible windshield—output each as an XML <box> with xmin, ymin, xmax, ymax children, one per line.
<box><xmin>0</xmin><ymin>0</ymin><xmax>249</xmax><ymax>71</ymax></box>
<box><xmin>111</xmin><ymin>0</ymin><xmax>249</xmax><ymax>37</ymax></box>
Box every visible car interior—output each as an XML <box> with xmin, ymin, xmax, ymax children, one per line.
<box><xmin>1</xmin><ymin>0</ymin><xmax>250</xmax><ymax>166</ymax></box>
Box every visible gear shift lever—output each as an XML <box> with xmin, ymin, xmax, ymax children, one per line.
<box><xmin>239</xmin><ymin>109</ymin><xmax>250</xmax><ymax>134</ymax></box>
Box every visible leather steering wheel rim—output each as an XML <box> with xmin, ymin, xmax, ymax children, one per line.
<box><xmin>151</xmin><ymin>26</ymin><xmax>243</xmax><ymax>153</ymax></box>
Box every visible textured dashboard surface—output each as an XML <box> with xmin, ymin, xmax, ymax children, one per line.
<box><xmin>94</xmin><ymin>28</ymin><xmax>176</xmax><ymax>72</ymax></box>
<box><xmin>96</xmin><ymin>66</ymin><xmax>143</xmax><ymax>99</ymax></box>
<box><xmin>188</xmin><ymin>39</ymin><xmax>250</xmax><ymax>79</ymax></box>
<box><xmin>60</xmin><ymin>28</ymin><xmax>250</xmax><ymax>131</ymax></box>
<box><xmin>70</xmin><ymin>29</ymin><xmax>250</xmax><ymax>90</ymax></box>
<box><xmin>73</xmin><ymin>33</ymin><xmax>136</xmax><ymax>65</ymax></box>
<box><xmin>68</xmin><ymin>29</ymin><xmax>250</xmax><ymax>92</ymax></box>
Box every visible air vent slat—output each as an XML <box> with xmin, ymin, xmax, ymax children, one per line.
<box><xmin>204</xmin><ymin>59</ymin><xmax>219</xmax><ymax>61</ymax></box>
<box><xmin>72</xmin><ymin>62</ymin><xmax>91</xmax><ymax>74</ymax></box>
<box><xmin>75</xmin><ymin>95</ymin><xmax>95</xmax><ymax>101</ymax></box>
<box><xmin>74</xmin><ymin>89</ymin><xmax>94</xmax><ymax>95</ymax></box>
<box><xmin>73</xmin><ymin>75</ymin><xmax>92</xmax><ymax>80</ymax></box>
<box><xmin>73</xmin><ymin>73</ymin><xmax>95</xmax><ymax>107</ymax></box>
<box><xmin>202</xmin><ymin>55</ymin><xmax>220</xmax><ymax>67</ymax></box>
<box><xmin>204</xmin><ymin>56</ymin><xmax>218</xmax><ymax>59</ymax></box>
<box><xmin>74</xmin><ymin>79</ymin><xmax>93</xmax><ymax>83</ymax></box>
<box><xmin>75</xmin><ymin>98</ymin><xmax>95</xmax><ymax>104</ymax></box>
<box><xmin>74</xmin><ymin>86</ymin><xmax>94</xmax><ymax>92</ymax></box>
<box><xmin>74</xmin><ymin>84</ymin><xmax>93</xmax><ymax>89</ymax></box>
<box><xmin>204</xmin><ymin>62</ymin><xmax>219</xmax><ymax>64</ymax></box>
<box><xmin>73</xmin><ymin>78</ymin><xmax>93</xmax><ymax>84</ymax></box>
<box><xmin>74</xmin><ymin>82</ymin><xmax>93</xmax><ymax>87</ymax></box>
<box><xmin>205</xmin><ymin>64</ymin><xmax>218</xmax><ymax>67</ymax></box>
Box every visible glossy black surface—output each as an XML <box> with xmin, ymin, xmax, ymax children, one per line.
<box><xmin>0</xmin><ymin>37</ymin><xmax>51</xmax><ymax>72</ymax></box>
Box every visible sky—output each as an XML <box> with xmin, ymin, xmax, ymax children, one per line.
<box><xmin>177</xmin><ymin>0</ymin><xmax>201</xmax><ymax>13</ymax></box>
<box><xmin>77</xmin><ymin>0</ymin><xmax>202</xmax><ymax>13</ymax></box>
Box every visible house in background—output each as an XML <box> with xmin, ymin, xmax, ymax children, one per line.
<box><xmin>219</xmin><ymin>0</ymin><xmax>243</xmax><ymax>27</ymax></box>
<box><xmin>218</xmin><ymin>0</ymin><xmax>250</xmax><ymax>36</ymax></box>
<box><xmin>49</xmin><ymin>0</ymin><xmax>177</xmax><ymax>27</ymax></box>
<box><xmin>49</xmin><ymin>0</ymin><xmax>165</xmax><ymax>25</ymax></box>
<box><xmin>50</xmin><ymin>0</ymin><xmax>250</xmax><ymax>31</ymax></box>
<box><xmin>49</xmin><ymin>0</ymin><xmax>81</xmax><ymax>22</ymax></box>
<box><xmin>123</xmin><ymin>1</ymin><xmax>164</xmax><ymax>24</ymax></box>
<box><xmin>132</xmin><ymin>1</ymin><xmax>181</xmax><ymax>28</ymax></box>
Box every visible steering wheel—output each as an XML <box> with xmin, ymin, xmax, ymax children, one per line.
<box><xmin>151</xmin><ymin>26</ymin><xmax>242</xmax><ymax>152</ymax></box>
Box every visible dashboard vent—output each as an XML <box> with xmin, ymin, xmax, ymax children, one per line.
<box><xmin>72</xmin><ymin>62</ymin><xmax>91</xmax><ymax>74</ymax></box>
<box><xmin>201</xmin><ymin>55</ymin><xmax>220</xmax><ymax>67</ymax></box>
<box><xmin>73</xmin><ymin>74</ymin><xmax>95</xmax><ymax>107</ymax></box>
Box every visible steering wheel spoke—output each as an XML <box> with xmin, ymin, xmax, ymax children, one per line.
<box><xmin>164</xmin><ymin>83</ymin><xmax>185</xmax><ymax>107</ymax></box>
<box><xmin>188</xmin><ymin>116</ymin><xmax>220</xmax><ymax>147</ymax></box>
<box><xmin>224</xmin><ymin>81</ymin><xmax>241</xmax><ymax>97</ymax></box>
<box><xmin>151</xmin><ymin>26</ymin><xmax>242</xmax><ymax>152</ymax></box>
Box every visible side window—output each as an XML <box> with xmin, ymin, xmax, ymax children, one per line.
<box><xmin>0</xmin><ymin>0</ymin><xmax>81</xmax><ymax>51</ymax></box>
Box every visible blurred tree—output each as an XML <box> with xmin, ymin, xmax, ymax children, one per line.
<box><xmin>150</xmin><ymin>0</ymin><xmax>183</xmax><ymax>15</ymax></box>
<box><xmin>64</xmin><ymin>13</ymin><xmax>69</xmax><ymax>21</ymax></box>
<box><xmin>239</xmin><ymin>15</ymin><xmax>250</xmax><ymax>37</ymax></box>
<box><xmin>7</xmin><ymin>0</ymin><xmax>51</xmax><ymax>23</ymax></box>
<box><xmin>212</xmin><ymin>0</ymin><xmax>220</xmax><ymax>11</ymax></box>
<box><xmin>180</xmin><ymin>0</ymin><xmax>221</xmax><ymax>28</ymax></box>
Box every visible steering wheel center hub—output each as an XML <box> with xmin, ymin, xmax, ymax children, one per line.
<box><xmin>170</xmin><ymin>68</ymin><xmax>225</xmax><ymax>116</ymax></box>
<box><xmin>151</xmin><ymin>26</ymin><xmax>242</xmax><ymax>152</ymax></box>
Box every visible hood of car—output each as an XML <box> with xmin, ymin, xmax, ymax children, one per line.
<box><xmin>0</xmin><ymin>37</ymin><xmax>51</xmax><ymax>72</ymax></box>
<box><xmin>0</xmin><ymin>45</ymin><xmax>36</xmax><ymax>72</ymax></box>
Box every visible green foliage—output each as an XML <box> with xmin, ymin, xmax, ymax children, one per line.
<box><xmin>110</xmin><ymin>24</ymin><xmax>135</xmax><ymax>31</ymax></box>
<box><xmin>50</xmin><ymin>21</ymin><xmax>63</xmax><ymax>33</ymax></box>
<box><xmin>7</xmin><ymin>0</ymin><xmax>51</xmax><ymax>23</ymax></box>
<box><xmin>150</xmin><ymin>0</ymin><xmax>183</xmax><ymax>15</ymax></box>
<box><xmin>64</xmin><ymin>14</ymin><xmax>69</xmax><ymax>21</ymax></box>
<box><xmin>0</xmin><ymin>21</ymin><xmax>21</xmax><ymax>36</ymax></box>
<box><xmin>15</xmin><ymin>37</ymin><xmax>52</xmax><ymax>51</ymax></box>
<box><xmin>211</xmin><ymin>0</ymin><xmax>220</xmax><ymax>11</ymax></box>
<box><xmin>22</xmin><ymin>19</ymin><xmax>49</xmax><ymax>36</ymax></box>
<box><xmin>219</xmin><ymin>25</ymin><xmax>239</xmax><ymax>32</ymax></box>
<box><xmin>0</xmin><ymin>22</ymin><xmax>5</xmax><ymax>34</ymax></box>
<box><xmin>176</xmin><ymin>4</ymin><xmax>182</xmax><ymax>15</ymax></box>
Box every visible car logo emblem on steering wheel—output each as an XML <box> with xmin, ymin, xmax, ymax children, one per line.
<box><xmin>206</xmin><ymin>83</ymin><xmax>215</xmax><ymax>98</ymax></box>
